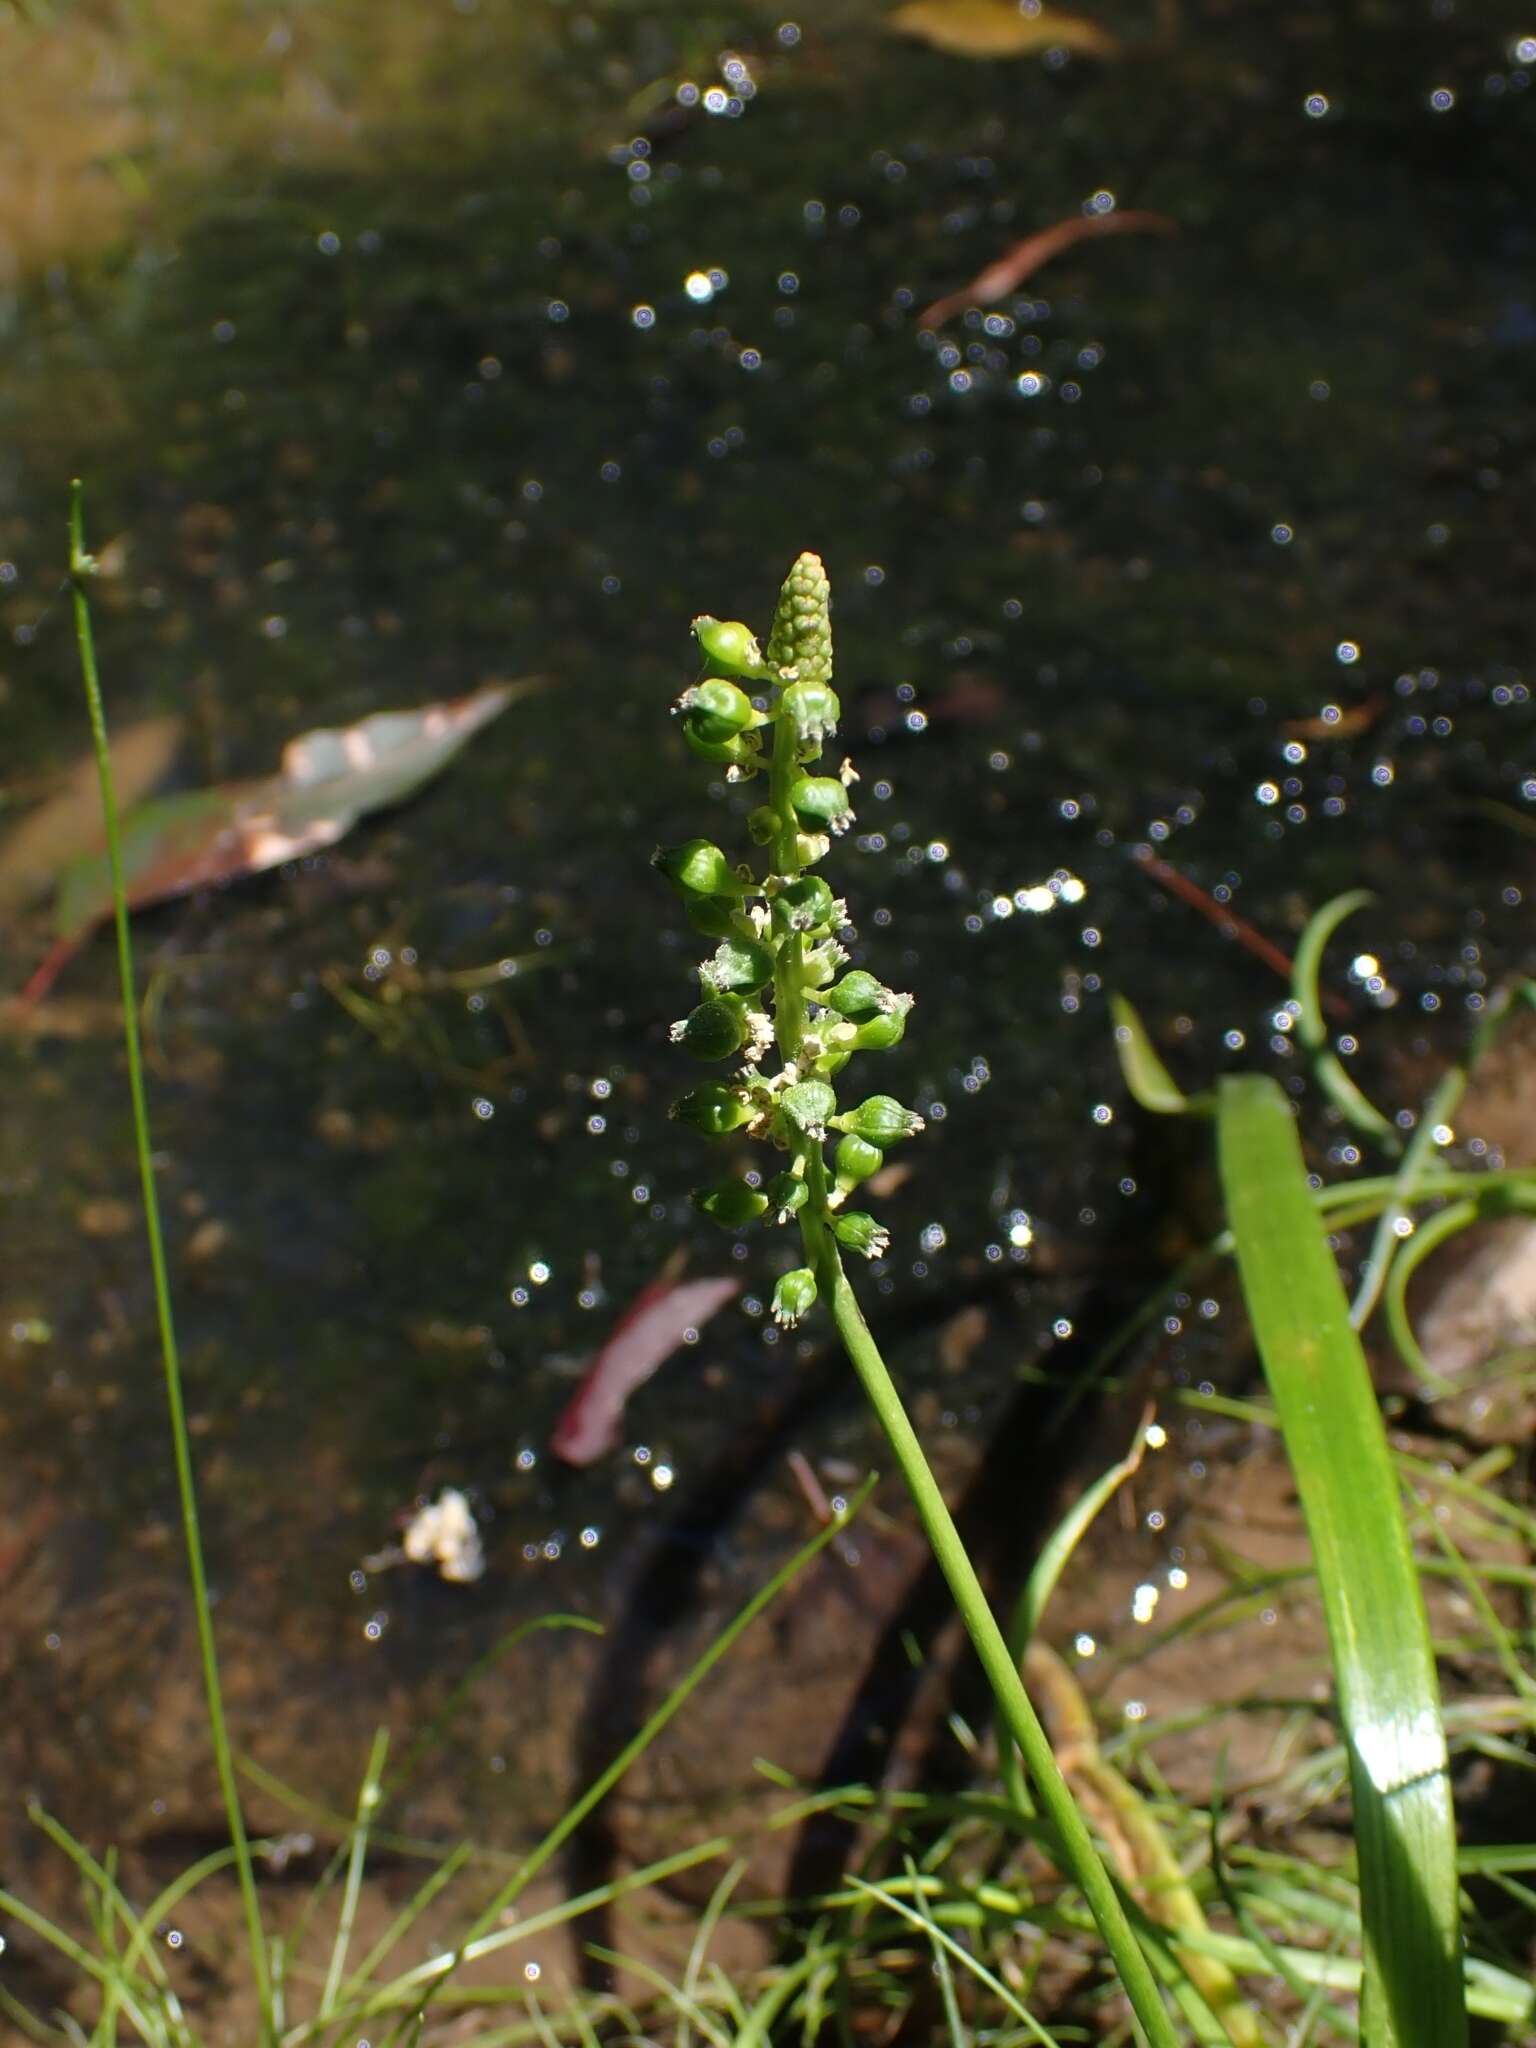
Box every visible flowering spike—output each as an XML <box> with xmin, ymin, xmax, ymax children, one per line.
<box><xmin>660</xmin><ymin>559</ymin><xmax>923</xmax><ymax>1340</ymax></box>
<box><xmin>765</xmin><ymin>552</ymin><xmax>832</xmax><ymax>684</ymax></box>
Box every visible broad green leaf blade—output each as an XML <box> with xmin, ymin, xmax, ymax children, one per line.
<box><xmin>1217</xmin><ymin>1074</ymin><xmax>1466</xmax><ymax>2048</ymax></box>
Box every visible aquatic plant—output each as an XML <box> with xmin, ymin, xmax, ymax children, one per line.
<box><xmin>21</xmin><ymin>501</ymin><xmax>1533</xmax><ymax>2048</ymax></box>
<box><xmin>658</xmin><ymin>553</ymin><xmax>1183</xmax><ymax>2045</ymax></box>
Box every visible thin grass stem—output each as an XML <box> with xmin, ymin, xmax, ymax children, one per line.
<box><xmin>66</xmin><ymin>480</ymin><xmax>274</xmax><ymax>2045</ymax></box>
<box><xmin>318</xmin><ymin>1728</ymin><xmax>389</xmax><ymax>2018</ymax></box>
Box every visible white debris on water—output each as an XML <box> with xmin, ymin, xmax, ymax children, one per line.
<box><xmin>400</xmin><ymin>1488</ymin><xmax>485</xmax><ymax>1583</ymax></box>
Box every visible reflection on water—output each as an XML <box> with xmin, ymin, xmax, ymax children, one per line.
<box><xmin>0</xmin><ymin>0</ymin><xmax>1532</xmax><ymax>1869</ymax></box>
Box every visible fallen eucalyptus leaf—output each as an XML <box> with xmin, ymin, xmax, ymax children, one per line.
<box><xmin>53</xmin><ymin>681</ymin><xmax>521</xmax><ymax>942</ymax></box>
<box><xmin>889</xmin><ymin>0</ymin><xmax>1118</xmax><ymax>61</ymax></box>
<box><xmin>0</xmin><ymin>714</ymin><xmax>183</xmax><ymax>909</ymax></box>
<box><xmin>14</xmin><ymin>681</ymin><xmax>530</xmax><ymax>1004</ymax></box>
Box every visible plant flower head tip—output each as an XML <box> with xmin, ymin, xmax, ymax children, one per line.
<box><xmin>659</xmin><ymin>555</ymin><xmax>919</xmax><ymax>1331</ymax></box>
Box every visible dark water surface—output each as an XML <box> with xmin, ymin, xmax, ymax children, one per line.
<box><xmin>1</xmin><ymin>0</ymin><xmax>1533</xmax><ymax>1871</ymax></box>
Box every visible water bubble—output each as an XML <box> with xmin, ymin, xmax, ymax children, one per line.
<box><xmin>1304</xmin><ymin>92</ymin><xmax>1330</xmax><ymax>117</ymax></box>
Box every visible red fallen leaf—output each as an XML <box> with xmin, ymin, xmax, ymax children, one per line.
<box><xmin>918</xmin><ymin>209</ymin><xmax>1177</xmax><ymax>330</ymax></box>
<box><xmin>550</xmin><ymin>1251</ymin><xmax>740</xmax><ymax>1466</ymax></box>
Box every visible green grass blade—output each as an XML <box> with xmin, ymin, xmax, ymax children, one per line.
<box><xmin>1291</xmin><ymin>890</ymin><xmax>1373</xmax><ymax>1053</ymax></box>
<box><xmin>352</xmin><ymin>1484</ymin><xmax>876</xmax><ymax>2042</ymax></box>
<box><xmin>1290</xmin><ymin>890</ymin><xmax>1397</xmax><ymax>1144</ymax></box>
<box><xmin>1110</xmin><ymin>994</ymin><xmax>1195</xmax><ymax>1115</ymax></box>
<box><xmin>67</xmin><ymin>481</ymin><xmax>274</xmax><ymax>2045</ymax></box>
<box><xmin>317</xmin><ymin>1727</ymin><xmax>388</xmax><ymax>2018</ymax></box>
<box><xmin>844</xmin><ymin>1879</ymin><xmax>1059</xmax><ymax>2046</ymax></box>
<box><xmin>1216</xmin><ymin>1073</ymin><xmax>1465</xmax><ymax>2048</ymax></box>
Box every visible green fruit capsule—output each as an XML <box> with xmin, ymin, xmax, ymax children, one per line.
<box><xmin>771</xmin><ymin>1266</ymin><xmax>818</xmax><ymax>1327</ymax></box>
<box><xmin>790</xmin><ymin>774</ymin><xmax>853</xmax><ymax>834</ymax></box>
<box><xmin>653</xmin><ymin>840</ymin><xmax>745</xmax><ymax>901</ymax></box>
<box><xmin>695</xmin><ymin>1179</ymin><xmax>769</xmax><ymax>1228</ymax></box>
<box><xmin>823</xmin><ymin>971</ymin><xmax>895</xmax><ymax>1021</ymax></box>
<box><xmin>833</xmin><ymin>1133</ymin><xmax>883</xmax><ymax>1192</ymax></box>
<box><xmin>780</xmin><ymin>1079</ymin><xmax>837</xmax><ymax>1138</ymax></box>
<box><xmin>765</xmin><ymin>1171</ymin><xmax>810</xmax><ymax>1220</ymax></box>
<box><xmin>701</xmin><ymin>934</ymin><xmax>774</xmax><ymax>996</ymax></box>
<box><xmin>771</xmin><ymin>874</ymin><xmax>836</xmax><ymax>934</ymax></box>
<box><xmin>849</xmin><ymin>1006</ymin><xmax>909</xmax><ymax>1052</ymax></box>
<box><xmin>746</xmin><ymin>804</ymin><xmax>778</xmax><ymax>846</ymax></box>
<box><xmin>681</xmin><ymin>677</ymin><xmax>756</xmax><ymax>737</ymax></box>
<box><xmin>684</xmin><ymin>894</ymin><xmax>742</xmax><ymax>939</ymax></box>
<box><xmin>670</xmin><ymin>994</ymin><xmax>749</xmax><ymax>1060</ymax></box>
<box><xmin>833</xmin><ymin>1094</ymin><xmax>925</xmax><ymax>1145</ymax></box>
<box><xmin>681</xmin><ymin>713</ymin><xmax>762</xmax><ymax>770</ymax></box>
<box><xmin>801</xmin><ymin>940</ymin><xmax>844</xmax><ymax>990</ymax></box>
<box><xmin>833</xmin><ymin>1211</ymin><xmax>890</xmax><ymax>1260</ymax></box>
<box><xmin>671</xmin><ymin>1085</ymin><xmax>755</xmax><ymax>1137</ymax></box>
<box><xmin>692</xmin><ymin>615</ymin><xmax>770</xmax><ymax>679</ymax></box>
<box><xmin>781</xmin><ymin>678</ymin><xmax>840</xmax><ymax>749</ymax></box>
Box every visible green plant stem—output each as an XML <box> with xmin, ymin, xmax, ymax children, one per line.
<box><xmin>768</xmin><ymin>708</ymin><xmax>808</xmax><ymax>1060</ymax></box>
<box><xmin>742</xmin><ymin>599</ymin><xmax>1177</xmax><ymax>2046</ymax></box>
<box><xmin>68</xmin><ymin>479</ymin><xmax>274</xmax><ymax>2046</ymax></box>
<box><xmin>799</xmin><ymin>1210</ymin><xmax>1180</xmax><ymax>2048</ymax></box>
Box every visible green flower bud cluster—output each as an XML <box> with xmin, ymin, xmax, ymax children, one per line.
<box><xmin>657</xmin><ymin>554</ymin><xmax>925</xmax><ymax>1327</ymax></box>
